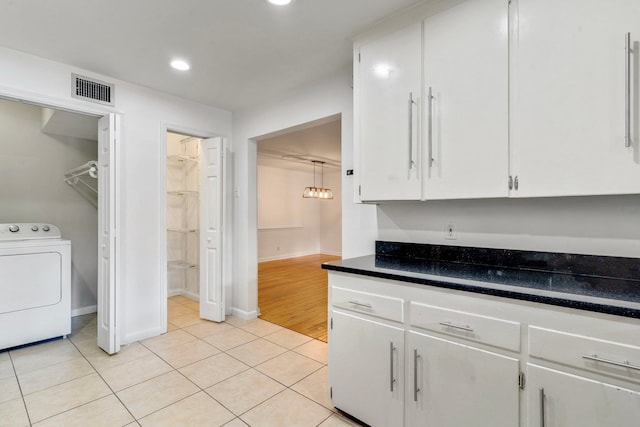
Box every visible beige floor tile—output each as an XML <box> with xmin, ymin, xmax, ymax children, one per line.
<box><xmin>256</xmin><ymin>351</ymin><xmax>323</xmax><ymax>387</ymax></box>
<box><xmin>183</xmin><ymin>321</ymin><xmax>235</xmax><ymax>339</ymax></box>
<box><xmin>203</xmin><ymin>328</ymin><xmax>257</xmax><ymax>351</ymax></box>
<box><xmin>166</xmin><ymin>322</ymin><xmax>179</xmax><ymax>332</ymax></box>
<box><xmin>85</xmin><ymin>342</ymin><xmax>153</xmax><ymax>372</ymax></box>
<box><xmin>10</xmin><ymin>339</ymin><xmax>82</xmax><ymax>375</ymax></box>
<box><xmin>179</xmin><ymin>353</ymin><xmax>249</xmax><ymax>389</ymax></box>
<box><xmin>116</xmin><ymin>371</ymin><xmax>199</xmax><ymax>419</ymax></box>
<box><xmin>205</xmin><ymin>369</ymin><xmax>285</xmax><ymax>416</ymax></box>
<box><xmin>240</xmin><ymin>389</ymin><xmax>332</xmax><ymax>427</ymax></box>
<box><xmin>169</xmin><ymin>312</ymin><xmax>205</xmax><ymax>328</ymax></box>
<box><xmin>223</xmin><ymin>419</ymin><xmax>249</xmax><ymax>427</ymax></box>
<box><xmin>0</xmin><ymin>352</ymin><xmax>14</xmax><ymax>380</ymax></box>
<box><xmin>226</xmin><ymin>339</ymin><xmax>287</xmax><ymax>367</ymax></box>
<box><xmin>32</xmin><ymin>394</ymin><xmax>134</xmax><ymax>427</ymax></box>
<box><xmin>139</xmin><ymin>391</ymin><xmax>234</xmax><ymax>427</ymax></box>
<box><xmin>293</xmin><ymin>339</ymin><xmax>328</xmax><ymax>364</ymax></box>
<box><xmin>291</xmin><ymin>366</ymin><xmax>333</xmax><ymax>410</ymax></box>
<box><xmin>239</xmin><ymin>319</ymin><xmax>284</xmax><ymax>337</ymax></box>
<box><xmin>99</xmin><ymin>353</ymin><xmax>172</xmax><ymax>391</ymax></box>
<box><xmin>318</xmin><ymin>413</ymin><xmax>364</xmax><ymax>427</ymax></box>
<box><xmin>70</xmin><ymin>336</ymin><xmax>103</xmax><ymax>356</ymax></box>
<box><xmin>263</xmin><ymin>329</ymin><xmax>313</xmax><ymax>349</ymax></box>
<box><xmin>168</xmin><ymin>303</ymin><xmax>196</xmax><ymax>319</ymax></box>
<box><xmin>153</xmin><ymin>339</ymin><xmax>220</xmax><ymax>369</ymax></box>
<box><xmin>180</xmin><ymin>299</ymin><xmax>200</xmax><ymax>310</ymax></box>
<box><xmin>142</xmin><ymin>330</ymin><xmax>197</xmax><ymax>353</ymax></box>
<box><xmin>0</xmin><ymin>376</ymin><xmax>21</xmax><ymax>404</ymax></box>
<box><xmin>68</xmin><ymin>325</ymin><xmax>97</xmax><ymax>343</ymax></box>
<box><xmin>169</xmin><ymin>295</ymin><xmax>195</xmax><ymax>306</ymax></box>
<box><xmin>0</xmin><ymin>397</ymin><xmax>30</xmax><ymax>427</ymax></box>
<box><xmin>223</xmin><ymin>315</ymin><xmax>251</xmax><ymax>327</ymax></box>
<box><xmin>24</xmin><ymin>373</ymin><xmax>111</xmax><ymax>423</ymax></box>
<box><xmin>18</xmin><ymin>357</ymin><xmax>96</xmax><ymax>395</ymax></box>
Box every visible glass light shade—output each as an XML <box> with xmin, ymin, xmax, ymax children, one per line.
<box><xmin>303</xmin><ymin>186</ymin><xmax>333</xmax><ymax>199</ymax></box>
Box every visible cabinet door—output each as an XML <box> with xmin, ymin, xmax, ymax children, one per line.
<box><xmin>406</xmin><ymin>331</ymin><xmax>519</xmax><ymax>427</ymax></box>
<box><xmin>357</xmin><ymin>22</ymin><xmax>422</xmax><ymax>201</ymax></box>
<box><xmin>423</xmin><ymin>0</ymin><xmax>509</xmax><ymax>199</ymax></box>
<box><xmin>513</xmin><ymin>0</ymin><xmax>640</xmax><ymax>197</ymax></box>
<box><xmin>527</xmin><ymin>364</ymin><xmax>640</xmax><ymax>427</ymax></box>
<box><xmin>329</xmin><ymin>310</ymin><xmax>404</xmax><ymax>427</ymax></box>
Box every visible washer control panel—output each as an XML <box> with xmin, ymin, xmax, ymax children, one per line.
<box><xmin>0</xmin><ymin>224</ymin><xmax>61</xmax><ymax>240</ymax></box>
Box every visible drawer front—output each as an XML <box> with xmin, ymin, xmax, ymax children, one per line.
<box><xmin>332</xmin><ymin>286</ymin><xmax>404</xmax><ymax>322</ymax></box>
<box><xmin>410</xmin><ymin>302</ymin><xmax>520</xmax><ymax>352</ymax></box>
<box><xmin>529</xmin><ymin>326</ymin><xmax>640</xmax><ymax>384</ymax></box>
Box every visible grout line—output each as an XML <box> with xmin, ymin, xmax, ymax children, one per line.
<box><xmin>7</xmin><ymin>351</ymin><xmax>33</xmax><ymax>427</ymax></box>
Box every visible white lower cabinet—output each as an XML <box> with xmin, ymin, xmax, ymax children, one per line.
<box><xmin>329</xmin><ymin>309</ymin><xmax>405</xmax><ymax>427</ymax></box>
<box><xmin>406</xmin><ymin>330</ymin><xmax>519</xmax><ymax>427</ymax></box>
<box><xmin>526</xmin><ymin>364</ymin><xmax>640</xmax><ymax>427</ymax></box>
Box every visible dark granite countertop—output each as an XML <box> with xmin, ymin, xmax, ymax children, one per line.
<box><xmin>321</xmin><ymin>242</ymin><xmax>640</xmax><ymax>319</ymax></box>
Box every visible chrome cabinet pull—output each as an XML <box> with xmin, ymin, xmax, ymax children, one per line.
<box><xmin>427</xmin><ymin>87</ymin><xmax>434</xmax><ymax>167</ymax></box>
<box><xmin>582</xmin><ymin>354</ymin><xmax>640</xmax><ymax>371</ymax></box>
<box><xmin>390</xmin><ymin>342</ymin><xmax>397</xmax><ymax>392</ymax></box>
<box><xmin>439</xmin><ymin>320</ymin><xmax>474</xmax><ymax>333</ymax></box>
<box><xmin>413</xmin><ymin>349</ymin><xmax>421</xmax><ymax>402</ymax></box>
<box><xmin>540</xmin><ymin>388</ymin><xmax>546</xmax><ymax>427</ymax></box>
<box><xmin>625</xmin><ymin>32</ymin><xmax>632</xmax><ymax>148</ymax></box>
<box><xmin>408</xmin><ymin>92</ymin><xmax>416</xmax><ymax>169</ymax></box>
<box><xmin>347</xmin><ymin>300</ymin><xmax>372</xmax><ymax>309</ymax></box>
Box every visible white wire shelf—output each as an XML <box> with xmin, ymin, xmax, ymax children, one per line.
<box><xmin>167</xmin><ymin>190</ymin><xmax>199</xmax><ymax>197</ymax></box>
<box><xmin>167</xmin><ymin>154</ymin><xmax>198</xmax><ymax>164</ymax></box>
<box><xmin>167</xmin><ymin>228</ymin><xmax>199</xmax><ymax>233</ymax></box>
<box><xmin>168</xmin><ymin>260</ymin><xmax>199</xmax><ymax>270</ymax></box>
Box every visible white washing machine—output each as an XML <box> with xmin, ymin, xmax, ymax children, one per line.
<box><xmin>0</xmin><ymin>223</ymin><xmax>71</xmax><ymax>350</ymax></box>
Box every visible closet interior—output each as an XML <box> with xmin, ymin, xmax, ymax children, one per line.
<box><xmin>166</xmin><ymin>132</ymin><xmax>201</xmax><ymax>300</ymax></box>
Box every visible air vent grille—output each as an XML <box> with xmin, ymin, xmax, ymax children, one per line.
<box><xmin>71</xmin><ymin>73</ymin><xmax>114</xmax><ymax>106</ymax></box>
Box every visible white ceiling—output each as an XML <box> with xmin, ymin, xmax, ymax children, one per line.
<box><xmin>0</xmin><ymin>0</ymin><xmax>422</xmax><ymax>111</ymax></box>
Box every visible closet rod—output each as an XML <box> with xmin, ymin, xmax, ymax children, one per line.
<box><xmin>64</xmin><ymin>160</ymin><xmax>98</xmax><ymax>180</ymax></box>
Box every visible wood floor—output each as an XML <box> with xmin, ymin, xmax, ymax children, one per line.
<box><xmin>258</xmin><ymin>253</ymin><xmax>340</xmax><ymax>342</ymax></box>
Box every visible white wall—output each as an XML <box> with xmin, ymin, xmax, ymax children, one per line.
<box><xmin>378</xmin><ymin>196</ymin><xmax>640</xmax><ymax>257</ymax></box>
<box><xmin>0</xmin><ymin>46</ymin><xmax>232</xmax><ymax>344</ymax></box>
<box><xmin>232</xmin><ymin>68</ymin><xmax>378</xmax><ymax>318</ymax></box>
<box><xmin>257</xmin><ymin>165</ymin><xmax>321</xmax><ymax>261</ymax></box>
<box><xmin>0</xmin><ymin>99</ymin><xmax>98</xmax><ymax>314</ymax></box>
<box><xmin>319</xmin><ymin>168</ymin><xmax>342</xmax><ymax>255</ymax></box>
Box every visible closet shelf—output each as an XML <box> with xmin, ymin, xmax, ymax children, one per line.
<box><xmin>167</xmin><ymin>154</ymin><xmax>198</xmax><ymax>164</ymax></box>
<box><xmin>167</xmin><ymin>228</ymin><xmax>199</xmax><ymax>233</ymax></box>
<box><xmin>167</xmin><ymin>190</ymin><xmax>199</xmax><ymax>197</ymax></box>
<box><xmin>168</xmin><ymin>260</ymin><xmax>199</xmax><ymax>270</ymax></box>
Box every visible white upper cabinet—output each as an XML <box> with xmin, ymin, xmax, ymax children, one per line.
<box><xmin>512</xmin><ymin>0</ymin><xmax>640</xmax><ymax>197</ymax></box>
<box><xmin>424</xmin><ymin>0</ymin><xmax>509</xmax><ymax>199</ymax></box>
<box><xmin>357</xmin><ymin>22</ymin><xmax>422</xmax><ymax>201</ymax></box>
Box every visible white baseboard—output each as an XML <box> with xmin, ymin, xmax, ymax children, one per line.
<box><xmin>71</xmin><ymin>305</ymin><xmax>97</xmax><ymax>317</ymax></box>
<box><xmin>321</xmin><ymin>251</ymin><xmax>342</xmax><ymax>257</ymax></box>
<box><xmin>168</xmin><ymin>289</ymin><xmax>199</xmax><ymax>301</ymax></box>
<box><xmin>230</xmin><ymin>307</ymin><xmax>258</xmax><ymax>320</ymax></box>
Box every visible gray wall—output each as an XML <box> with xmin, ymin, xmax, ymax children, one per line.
<box><xmin>0</xmin><ymin>99</ymin><xmax>98</xmax><ymax>313</ymax></box>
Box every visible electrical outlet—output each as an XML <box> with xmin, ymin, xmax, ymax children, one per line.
<box><xmin>445</xmin><ymin>223</ymin><xmax>457</xmax><ymax>240</ymax></box>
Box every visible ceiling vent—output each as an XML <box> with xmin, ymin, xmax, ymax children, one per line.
<box><xmin>71</xmin><ymin>73</ymin><xmax>114</xmax><ymax>106</ymax></box>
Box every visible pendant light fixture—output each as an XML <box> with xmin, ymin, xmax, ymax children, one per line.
<box><xmin>303</xmin><ymin>160</ymin><xmax>333</xmax><ymax>199</ymax></box>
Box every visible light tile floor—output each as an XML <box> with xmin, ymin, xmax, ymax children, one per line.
<box><xmin>0</xmin><ymin>296</ymin><xmax>364</xmax><ymax>427</ymax></box>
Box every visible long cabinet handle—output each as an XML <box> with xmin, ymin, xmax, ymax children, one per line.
<box><xmin>347</xmin><ymin>300</ymin><xmax>373</xmax><ymax>309</ymax></box>
<box><xmin>408</xmin><ymin>92</ymin><xmax>416</xmax><ymax>169</ymax></box>
<box><xmin>413</xmin><ymin>349</ymin><xmax>421</xmax><ymax>402</ymax></box>
<box><xmin>625</xmin><ymin>32</ymin><xmax>632</xmax><ymax>148</ymax></box>
<box><xmin>438</xmin><ymin>320</ymin><xmax>474</xmax><ymax>333</ymax></box>
<box><xmin>427</xmin><ymin>87</ymin><xmax>434</xmax><ymax>167</ymax></box>
<box><xmin>390</xmin><ymin>342</ymin><xmax>397</xmax><ymax>392</ymax></box>
<box><xmin>582</xmin><ymin>354</ymin><xmax>640</xmax><ymax>371</ymax></box>
<box><xmin>540</xmin><ymin>388</ymin><xmax>546</xmax><ymax>427</ymax></box>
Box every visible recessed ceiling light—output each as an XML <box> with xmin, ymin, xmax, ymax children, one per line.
<box><xmin>267</xmin><ymin>0</ymin><xmax>294</xmax><ymax>5</ymax></box>
<box><xmin>170</xmin><ymin>59</ymin><xmax>190</xmax><ymax>71</ymax></box>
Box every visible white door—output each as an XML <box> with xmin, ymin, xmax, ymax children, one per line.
<box><xmin>527</xmin><ymin>364</ymin><xmax>640</xmax><ymax>426</ymax></box>
<box><xmin>199</xmin><ymin>137</ymin><xmax>225</xmax><ymax>322</ymax></box>
<box><xmin>357</xmin><ymin>22</ymin><xmax>422</xmax><ymax>201</ymax></box>
<box><xmin>97</xmin><ymin>113</ymin><xmax>119</xmax><ymax>354</ymax></box>
<box><xmin>513</xmin><ymin>0</ymin><xmax>640</xmax><ymax>197</ymax></box>
<box><xmin>423</xmin><ymin>0</ymin><xmax>509</xmax><ymax>199</ymax></box>
<box><xmin>406</xmin><ymin>331</ymin><xmax>519</xmax><ymax>427</ymax></box>
<box><xmin>329</xmin><ymin>310</ymin><xmax>404</xmax><ymax>427</ymax></box>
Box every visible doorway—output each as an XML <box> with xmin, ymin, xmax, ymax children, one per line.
<box><xmin>256</xmin><ymin>116</ymin><xmax>342</xmax><ymax>341</ymax></box>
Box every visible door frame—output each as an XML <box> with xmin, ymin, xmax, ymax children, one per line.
<box><xmin>159</xmin><ymin>123</ymin><xmax>230</xmax><ymax>330</ymax></box>
<box><xmin>0</xmin><ymin>87</ymin><xmax>122</xmax><ymax>349</ymax></box>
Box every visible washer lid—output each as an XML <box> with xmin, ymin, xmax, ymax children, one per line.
<box><xmin>0</xmin><ymin>223</ymin><xmax>62</xmax><ymax>240</ymax></box>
